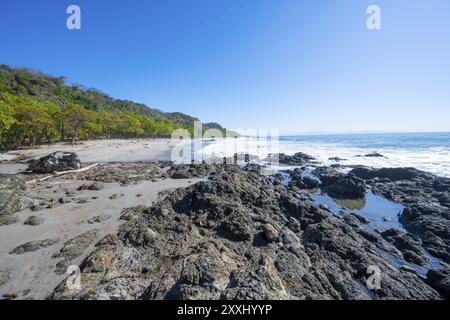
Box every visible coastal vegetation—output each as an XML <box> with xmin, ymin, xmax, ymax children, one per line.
<box><xmin>0</xmin><ymin>65</ymin><xmax>233</xmax><ymax>149</ymax></box>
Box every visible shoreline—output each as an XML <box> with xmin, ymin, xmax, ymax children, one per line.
<box><xmin>0</xmin><ymin>138</ymin><xmax>174</xmax><ymax>164</ymax></box>
<box><xmin>0</xmin><ymin>140</ymin><xmax>449</xmax><ymax>300</ymax></box>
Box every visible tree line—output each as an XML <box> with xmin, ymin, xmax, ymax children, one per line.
<box><xmin>0</xmin><ymin>90</ymin><xmax>190</xmax><ymax>149</ymax></box>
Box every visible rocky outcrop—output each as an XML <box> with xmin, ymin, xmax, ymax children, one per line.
<box><xmin>52</xmin><ymin>230</ymin><xmax>98</xmax><ymax>275</ymax></box>
<box><xmin>27</xmin><ymin>152</ymin><xmax>81</xmax><ymax>173</ymax></box>
<box><xmin>265</xmin><ymin>152</ymin><xmax>315</xmax><ymax>166</ymax></box>
<box><xmin>49</xmin><ymin>165</ymin><xmax>443</xmax><ymax>300</ymax></box>
<box><xmin>350</xmin><ymin>167</ymin><xmax>434</xmax><ymax>182</ymax></box>
<box><xmin>66</xmin><ymin>162</ymin><xmax>166</xmax><ymax>184</ymax></box>
<box><xmin>289</xmin><ymin>169</ymin><xmax>320</xmax><ymax>190</ymax></box>
<box><xmin>399</xmin><ymin>205</ymin><xmax>450</xmax><ymax>263</ymax></box>
<box><xmin>0</xmin><ymin>175</ymin><xmax>33</xmax><ymax>226</ymax></box>
<box><xmin>168</xmin><ymin>163</ymin><xmax>220</xmax><ymax>179</ymax></box>
<box><xmin>324</xmin><ymin>175</ymin><xmax>366</xmax><ymax>199</ymax></box>
<box><xmin>312</xmin><ymin>168</ymin><xmax>366</xmax><ymax>199</ymax></box>
<box><xmin>350</xmin><ymin>166</ymin><xmax>450</xmax><ymax>264</ymax></box>
<box><xmin>426</xmin><ymin>268</ymin><xmax>450</xmax><ymax>299</ymax></box>
<box><xmin>381</xmin><ymin>229</ymin><xmax>428</xmax><ymax>265</ymax></box>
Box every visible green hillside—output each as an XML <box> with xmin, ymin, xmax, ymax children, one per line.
<box><xmin>0</xmin><ymin>64</ymin><xmax>236</xmax><ymax>149</ymax></box>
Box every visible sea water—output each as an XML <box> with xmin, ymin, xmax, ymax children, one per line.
<box><xmin>199</xmin><ymin>132</ymin><xmax>450</xmax><ymax>177</ymax></box>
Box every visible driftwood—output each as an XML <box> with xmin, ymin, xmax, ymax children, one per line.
<box><xmin>26</xmin><ymin>163</ymin><xmax>99</xmax><ymax>184</ymax></box>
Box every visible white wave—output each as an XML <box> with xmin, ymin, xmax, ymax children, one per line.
<box><xmin>198</xmin><ymin>137</ymin><xmax>450</xmax><ymax>178</ymax></box>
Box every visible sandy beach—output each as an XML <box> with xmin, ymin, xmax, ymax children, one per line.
<box><xmin>1</xmin><ymin>139</ymin><xmax>449</xmax><ymax>300</ymax></box>
<box><xmin>0</xmin><ymin>139</ymin><xmax>199</xmax><ymax>299</ymax></box>
<box><xmin>0</xmin><ymin>139</ymin><xmax>173</xmax><ymax>163</ymax></box>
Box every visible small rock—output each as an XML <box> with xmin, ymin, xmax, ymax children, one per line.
<box><xmin>0</xmin><ymin>271</ymin><xmax>10</xmax><ymax>285</ymax></box>
<box><xmin>262</xmin><ymin>224</ymin><xmax>278</xmax><ymax>242</ymax></box>
<box><xmin>400</xmin><ymin>265</ymin><xmax>417</xmax><ymax>274</ymax></box>
<box><xmin>88</xmin><ymin>214</ymin><xmax>111</xmax><ymax>224</ymax></box>
<box><xmin>23</xmin><ymin>216</ymin><xmax>44</xmax><ymax>226</ymax></box>
<box><xmin>364</xmin><ymin>152</ymin><xmax>385</xmax><ymax>158</ymax></box>
<box><xmin>288</xmin><ymin>218</ymin><xmax>301</xmax><ymax>233</ymax></box>
<box><xmin>27</xmin><ymin>152</ymin><xmax>81</xmax><ymax>173</ymax></box>
<box><xmin>9</xmin><ymin>239</ymin><xmax>59</xmax><ymax>254</ymax></box>
<box><xmin>31</xmin><ymin>204</ymin><xmax>46</xmax><ymax>212</ymax></box>
<box><xmin>0</xmin><ymin>215</ymin><xmax>19</xmax><ymax>226</ymax></box>
<box><xmin>47</xmin><ymin>199</ymin><xmax>60</xmax><ymax>209</ymax></box>
<box><xmin>59</xmin><ymin>197</ymin><xmax>72</xmax><ymax>204</ymax></box>
<box><xmin>77</xmin><ymin>183</ymin><xmax>104</xmax><ymax>191</ymax></box>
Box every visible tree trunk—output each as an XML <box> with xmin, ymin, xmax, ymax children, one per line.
<box><xmin>60</xmin><ymin>124</ymin><xmax>66</xmax><ymax>141</ymax></box>
<box><xmin>71</xmin><ymin>126</ymin><xmax>77</xmax><ymax>146</ymax></box>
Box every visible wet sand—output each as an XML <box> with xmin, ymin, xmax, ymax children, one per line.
<box><xmin>0</xmin><ymin>175</ymin><xmax>199</xmax><ymax>299</ymax></box>
<box><xmin>0</xmin><ymin>139</ymin><xmax>199</xmax><ymax>299</ymax></box>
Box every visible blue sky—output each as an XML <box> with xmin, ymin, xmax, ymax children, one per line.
<box><xmin>1</xmin><ymin>0</ymin><xmax>449</xmax><ymax>134</ymax></box>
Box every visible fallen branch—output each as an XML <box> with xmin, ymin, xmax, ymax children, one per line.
<box><xmin>26</xmin><ymin>163</ymin><xmax>100</xmax><ymax>184</ymax></box>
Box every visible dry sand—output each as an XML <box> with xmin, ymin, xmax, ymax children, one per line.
<box><xmin>0</xmin><ymin>138</ymin><xmax>173</xmax><ymax>163</ymax></box>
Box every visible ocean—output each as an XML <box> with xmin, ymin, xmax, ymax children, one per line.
<box><xmin>199</xmin><ymin>132</ymin><xmax>450</xmax><ymax>178</ymax></box>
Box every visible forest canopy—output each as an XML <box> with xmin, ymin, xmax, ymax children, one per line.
<box><xmin>0</xmin><ymin>64</ymin><xmax>236</xmax><ymax>149</ymax></box>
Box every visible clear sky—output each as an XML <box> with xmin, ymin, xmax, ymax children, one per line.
<box><xmin>1</xmin><ymin>0</ymin><xmax>449</xmax><ymax>134</ymax></box>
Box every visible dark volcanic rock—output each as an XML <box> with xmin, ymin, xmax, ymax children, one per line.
<box><xmin>52</xmin><ymin>230</ymin><xmax>98</xmax><ymax>275</ymax></box>
<box><xmin>329</xmin><ymin>157</ymin><xmax>347</xmax><ymax>162</ymax></box>
<box><xmin>27</xmin><ymin>152</ymin><xmax>81</xmax><ymax>173</ymax></box>
<box><xmin>364</xmin><ymin>152</ymin><xmax>385</xmax><ymax>158</ymax></box>
<box><xmin>351</xmin><ymin>166</ymin><xmax>450</xmax><ymax>265</ymax></box>
<box><xmin>381</xmin><ymin>229</ymin><xmax>428</xmax><ymax>265</ymax></box>
<box><xmin>313</xmin><ymin>169</ymin><xmax>366</xmax><ymax>199</ymax></box>
<box><xmin>289</xmin><ymin>169</ymin><xmax>319</xmax><ymax>190</ymax></box>
<box><xmin>312</xmin><ymin>167</ymin><xmax>341</xmax><ymax>186</ymax></box>
<box><xmin>265</xmin><ymin>152</ymin><xmax>315</xmax><ymax>166</ymax></box>
<box><xmin>426</xmin><ymin>268</ymin><xmax>450</xmax><ymax>299</ymax></box>
<box><xmin>77</xmin><ymin>183</ymin><xmax>104</xmax><ymax>191</ymax></box>
<box><xmin>87</xmin><ymin>214</ymin><xmax>111</xmax><ymax>224</ymax></box>
<box><xmin>9</xmin><ymin>239</ymin><xmax>58</xmax><ymax>254</ymax></box>
<box><xmin>49</xmin><ymin>165</ymin><xmax>442</xmax><ymax>300</ymax></box>
<box><xmin>324</xmin><ymin>175</ymin><xmax>366</xmax><ymax>199</ymax></box>
<box><xmin>350</xmin><ymin>167</ymin><xmax>434</xmax><ymax>182</ymax></box>
<box><xmin>168</xmin><ymin>163</ymin><xmax>221</xmax><ymax>179</ymax></box>
<box><xmin>66</xmin><ymin>162</ymin><xmax>165</xmax><ymax>184</ymax></box>
<box><xmin>119</xmin><ymin>206</ymin><xmax>146</xmax><ymax>221</ymax></box>
<box><xmin>399</xmin><ymin>205</ymin><xmax>450</xmax><ymax>263</ymax></box>
<box><xmin>0</xmin><ymin>175</ymin><xmax>33</xmax><ymax>226</ymax></box>
<box><xmin>23</xmin><ymin>215</ymin><xmax>44</xmax><ymax>226</ymax></box>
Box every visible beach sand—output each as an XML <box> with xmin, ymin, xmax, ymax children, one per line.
<box><xmin>0</xmin><ymin>138</ymin><xmax>173</xmax><ymax>163</ymax></box>
<box><xmin>0</xmin><ymin>139</ymin><xmax>198</xmax><ymax>299</ymax></box>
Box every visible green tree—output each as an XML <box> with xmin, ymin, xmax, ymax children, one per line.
<box><xmin>116</xmin><ymin>112</ymin><xmax>144</xmax><ymax>138</ymax></box>
<box><xmin>0</xmin><ymin>92</ymin><xmax>16</xmax><ymax>149</ymax></box>
<box><xmin>62</xmin><ymin>104</ymin><xmax>90</xmax><ymax>145</ymax></box>
<box><xmin>8</xmin><ymin>96</ymin><xmax>54</xmax><ymax>147</ymax></box>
